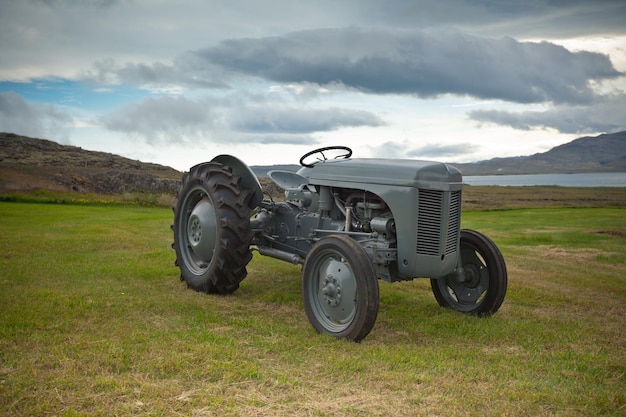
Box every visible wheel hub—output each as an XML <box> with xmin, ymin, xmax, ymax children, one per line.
<box><xmin>322</xmin><ymin>275</ymin><xmax>342</xmax><ymax>307</ymax></box>
<box><xmin>316</xmin><ymin>258</ymin><xmax>358</xmax><ymax>324</ymax></box>
<box><xmin>464</xmin><ymin>263</ymin><xmax>481</xmax><ymax>288</ymax></box>
<box><xmin>187</xmin><ymin>198</ymin><xmax>217</xmax><ymax>263</ymax></box>
<box><xmin>444</xmin><ymin>261</ymin><xmax>487</xmax><ymax>305</ymax></box>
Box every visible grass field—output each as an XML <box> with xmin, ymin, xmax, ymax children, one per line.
<box><xmin>0</xmin><ymin>190</ymin><xmax>625</xmax><ymax>416</ymax></box>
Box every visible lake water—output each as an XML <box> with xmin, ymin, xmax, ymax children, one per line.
<box><xmin>463</xmin><ymin>172</ymin><xmax>626</xmax><ymax>187</ymax></box>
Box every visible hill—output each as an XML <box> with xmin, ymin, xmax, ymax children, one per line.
<box><xmin>454</xmin><ymin>131</ymin><xmax>626</xmax><ymax>175</ymax></box>
<box><xmin>0</xmin><ymin>132</ymin><xmax>181</xmax><ymax>195</ymax></box>
<box><xmin>1</xmin><ymin>131</ymin><xmax>624</xmax><ymax>196</ymax></box>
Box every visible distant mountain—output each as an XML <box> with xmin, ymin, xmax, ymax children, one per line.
<box><xmin>1</xmin><ymin>131</ymin><xmax>624</xmax><ymax>195</ymax></box>
<box><xmin>454</xmin><ymin>131</ymin><xmax>626</xmax><ymax>175</ymax></box>
<box><xmin>251</xmin><ymin>131</ymin><xmax>626</xmax><ymax>177</ymax></box>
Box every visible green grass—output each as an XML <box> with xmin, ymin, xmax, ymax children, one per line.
<box><xmin>0</xmin><ymin>201</ymin><xmax>624</xmax><ymax>416</ymax></box>
<box><xmin>0</xmin><ymin>189</ymin><xmax>176</xmax><ymax>207</ymax></box>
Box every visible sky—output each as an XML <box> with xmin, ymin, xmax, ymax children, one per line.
<box><xmin>1</xmin><ymin>0</ymin><xmax>625</xmax><ymax>171</ymax></box>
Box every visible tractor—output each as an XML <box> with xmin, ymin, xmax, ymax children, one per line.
<box><xmin>172</xmin><ymin>146</ymin><xmax>507</xmax><ymax>342</ymax></box>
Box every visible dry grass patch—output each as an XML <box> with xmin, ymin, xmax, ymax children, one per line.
<box><xmin>532</xmin><ymin>244</ymin><xmax>614</xmax><ymax>261</ymax></box>
<box><xmin>462</xmin><ymin>186</ymin><xmax>626</xmax><ymax>210</ymax></box>
<box><xmin>595</xmin><ymin>229</ymin><xmax>626</xmax><ymax>238</ymax></box>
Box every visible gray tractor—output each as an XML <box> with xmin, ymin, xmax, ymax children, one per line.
<box><xmin>172</xmin><ymin>146</ymin><xmax>507</xmax><ymax>342</ymax></box>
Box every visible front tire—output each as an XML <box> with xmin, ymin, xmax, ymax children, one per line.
<box><xmin>431</xmin><ymin>229</ymin><xmax>507</xmax><ymax>316</ymax></box>
<box><xmin>172</xmin><ymin>162</ymin><xmax>254</xmax><ymax>294</ymax></box>
<box><xmin>302</xmin><ymin>235</ymin><xmax>379</xmax><ymax>342</ymax></box>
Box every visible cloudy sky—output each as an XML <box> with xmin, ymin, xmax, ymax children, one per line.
<box><xmin>1</xmin><ymin>0</ymin><xmax>625</xmax><ymax>171</ymax></box>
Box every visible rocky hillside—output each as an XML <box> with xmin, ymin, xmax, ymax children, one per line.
<box><xmin>0</xmin><ymin>133</ymin><xmax>181</xmax><ymax>194</ymax></box>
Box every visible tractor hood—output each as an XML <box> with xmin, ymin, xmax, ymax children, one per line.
<box><xmin>297</xmin><ymin>158</ymin><xmax>463</xmax><ymax>190</ymax></box>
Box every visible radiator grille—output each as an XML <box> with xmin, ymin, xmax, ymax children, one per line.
<box><xmin>445</xmin><ymin>190</ymin><xmax>461</xmax><ymax>255</ymax></box>
<box><xmin>416</xmin><ymin>189</ymin><xmax>461</xmax><ymax>256</ymax></box>
<box><xmin>416</xmin><ymin>190</ymin><xmax>443</xmax><ymax>256</ymax></box>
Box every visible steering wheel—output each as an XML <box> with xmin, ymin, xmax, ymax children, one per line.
<box><xmin>299</xmin><ymin>146</ymin><xmax>353</xmax><ymax>168</ymax></box>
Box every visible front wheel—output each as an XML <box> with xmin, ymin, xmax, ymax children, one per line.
<box><xmin>302</xmin><ymin>235</ymin><xmax>379</xmax><ymax>342</ymax></box>
<box><xmin>431</xmin><ymin>229</ymin><xmax>507</xmax><ymax>316</ymax></box>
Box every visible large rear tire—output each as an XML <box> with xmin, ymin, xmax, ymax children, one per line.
<box><xmin>302</xmin><ymin>235</ymin><xmax>379</xmax><ymax>342</ymax></box>
<box><xmin>431</xmin><ymin>229</ymin><xmax>507</xmax><ymax>316</ymax></box>
<box><xmin>172</xmin><ymin>162</ymin><xmax>254</xmax><ymax>294</ymax></box>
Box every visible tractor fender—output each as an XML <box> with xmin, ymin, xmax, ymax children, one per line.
<box><xmin>211</xmin><ymin>154</ymin><xmax>263</xmax><ymax>209</ymax></box>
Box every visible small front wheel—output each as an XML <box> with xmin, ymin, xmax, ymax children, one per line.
<box><xmin>302</xmin><ymin>235</ymin><xmax>379</xmax><ymax>342</ymax></box>
<box><xmin>431</xmin><ymin>229</ymin><xmax>507</xmax><ymax>316</ymax></box>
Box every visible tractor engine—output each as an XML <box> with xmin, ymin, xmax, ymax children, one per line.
<box><xmin>338</xmin><ymin>189</ymin><xmax>395</xmax><ymax>235</ymax></box>
<box><xmin>250</xmin><ymin>186</ymin><xmax>396</xmax><ymax>267</ymax></box>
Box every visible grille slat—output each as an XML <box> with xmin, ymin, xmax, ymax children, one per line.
<box><xmin>445</xmin><ymin>191</ymin><xmax>461</xmax><ymax>255</ymax></box>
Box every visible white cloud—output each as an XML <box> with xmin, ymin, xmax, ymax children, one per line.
<box><xmin>0</xmin><ymin>91</ymin><xmax>73</xmax><ymax>143</ymax></box>
<box><xmin>469</xmin><ymin>93</ymin><xmax>626</xmax><ymax>133</ymax></box>
<box><xmin>100</xmin><ymin>95</ymin><xmax>213</xmax><ymax>144</ymax></box>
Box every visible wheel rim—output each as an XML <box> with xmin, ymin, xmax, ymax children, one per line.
<box><xmin>179</xmin><ymin>186</ymin><xmax>218</xmax><ymax>275</ymax></box>
<box><xmin>437</xmin><ymin>244</ymin><xmax>489</xmax><ymax>312</ymax></box>
<box><xmin>307</xmin><ymin>252</ymin><xmax>358</xmax><ymax>333</ymax></box>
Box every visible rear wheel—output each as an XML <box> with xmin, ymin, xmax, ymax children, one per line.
<box><xmin>172</xmin><ymin>162</ymin><xmax>254</xmax><ymax>294</ymax></box>
<box><xmin>302</xmin><ymin>235</ymin><xmax>379</xmax><ymax>342</ymax></box>
<box><xmin>431</xmin><ymin>229</ymin><xmax>507</xmax><ymax>315</ymax></box>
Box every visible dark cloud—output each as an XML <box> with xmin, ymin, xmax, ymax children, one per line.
<box><xmin>469</xmin><ymin>93</ymin><xmax>626</xmax><ymax>133</ymax></box>
<box><xmin>0</xmin><ymin>91</ymin><xmax>72</xmax><ymax>141</ymax></box>
<box><xmin>100</xmin><ymin>96</ymin><xmax>214</xmax><ymax>144</ymax></box>
<box><xmin>3</xmin><ymin>0</ymin><xmax>625</xmax><ymax>85</ymax></box>
<box><xmin>244</xmin><ymin>133</ymin><xmax>320</xmax><ymax>146</ymax></box>
<box><xmin>359</xmin><ymin>0</ymin><xmax>626</xmax><ymax>38</ymax></box>
<box><xmin>32</xmin><ymin>0</ymin><xmax>119</xmax><ymax>7</ymax></box>
<box><xmin>100</xmin><ymin>94</ymin><xmax>384</xmax><ymax>144</ymax></box>
<box><xmin>198</xmin><ymin>27</ymin><xmax>622</xmax><ymax>105</ymax></box>
<box><xmin>80</xmin><ymin>56</ymin><xmax>227</xmax><ymax>89</ymax></box>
